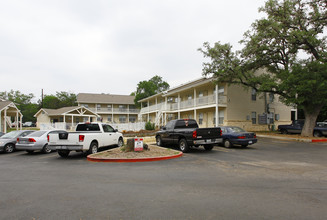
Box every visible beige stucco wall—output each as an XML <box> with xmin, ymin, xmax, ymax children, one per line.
<box><xmin>36</xmin><ymin>112</ymin><xmax>51</xmax><ymax>127</ymax></box>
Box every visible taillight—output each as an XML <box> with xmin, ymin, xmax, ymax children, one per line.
<box><xmin>192</xmin><ymin>130</ymin><xmax>197</xmax><ymax>139</ymax></box>
<box><xmin>79</xmin><ymin>135</ymin><xmax>85</xmax><ymax>142</ymax></box>
<box><xmin>17</xmin><ymin>138</ymin><xmax>20</xmax><ymax>142</ymax></box>
<box><xmin>220</xmin><ymin>129</ymin><xmax>222</xmax><ymax>136</ymax></box>
<box><xmin>28</xmin><ymin>138</ymin><xmax>36</xmax><ymax>142</ymax></box>
<box><xmin>238</xmin><ymin>136</ymin><xmax>246</xmax><ymax>139</ymax></box>
<box><xmin>254</xmin><ymin>134</ymin><xmax>256</xmax><ymax>138</ymax></box>
<box><xmin>47</xmin><ymin>135</ymin><xmax>49</xmax><ymax>142</ymax></box>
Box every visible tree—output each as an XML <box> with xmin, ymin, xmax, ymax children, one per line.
<box><xmin>199</xmin><ymin>0</ymin><xmax>327</xmax><ymax>137</ymax></box>
<box><xmin>41</xmin><ymin>91</ymin><xmax>77</xmax><ymax>109</ymax></box>
<box><xmin>133</xmin><ymin>75</ymin><xmax>170</xmax><ymax>107</ymax></box>
<box><xmin>0</xmin><ymin>90</ymin><xmax>38</xmax><ymax>122</ymax></box>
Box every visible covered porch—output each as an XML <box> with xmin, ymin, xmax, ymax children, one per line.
<box><xmin>0</xmin><ymin>101</ymin><xmax>23</xmax><ymax>133</ymax></box>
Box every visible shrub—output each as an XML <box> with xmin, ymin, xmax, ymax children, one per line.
<box><xmin>145</xmin><ymin>121</ymin><xmax>155</xmax><ymax>130</ymax></box>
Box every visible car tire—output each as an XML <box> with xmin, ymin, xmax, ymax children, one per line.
<box><xmin>204</xmin><ymin>145</ymin><xmax>214</xmax><ymax>151</ymax></box>
<box><xmin>4</xmin><ymin>143</ymin><xmax>15</xmax><ymax>153</ymax></box>
<box><xmin>281</xmin><ymin>129</ymin><xmax>288</xmax><ymax>134</ymax></box>
<box><xmin>26</xmin><ymin>150</ymin><xmax>34</xmax><ymax>154</ymax></box>
<box><xmin>156</xmin><ymin>136</ymin><xmax>163</xmax><ymax>146</ymax></box>
<box><xmin>179</xmin><ymin>138</ymin><xmax>190</xmax><ymax>153</ymax></box>
<box><xmin>88</xmin><ymin>142</ymin><xmax>98</xmax><ymax>155</ymax></box>
<box><xmin>313</xmin><ymin>131</ymin><xmax>322</xmax><ymax>137</ymax></box>
<box><xmin>58</xmin><ymin>150</ymin><xmax>70</xmax><ymax>157</ymax></box>
<box><xmin>223</xmin><ymin>139</ymin><xmax>233</xmax><ymax>148</ymax></box>
<box><xmin>117</xmin><ymin>137</ymin><xmax>124</xmax><ymax>147</ymax></box>
<box><xmin>42</xmin><ymin>144</ymin><xmax>52</xmax><ymax>154</ymax></box>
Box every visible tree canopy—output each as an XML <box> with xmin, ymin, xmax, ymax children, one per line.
<box><xmin>133</xmin><ymin>75</ymin><xmax>170</xmax><ymax>107</ymax></box>
<box><xmin>199</xmin><ymin>0</ymin><xmax>327</xmax><ymax>137</ymax></box>
<box><xmin>0</xmin><ymin>90</ymin><xmax>38</xmax><ymax>122</ymax></box>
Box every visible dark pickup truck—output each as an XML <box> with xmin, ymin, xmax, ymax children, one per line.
<box><xmin>155</xmin><ymin>119</ymin><xmax>223</xmax><ymax>153</ymax></box>
<box><xmin>278</xmin><ymin>119</ymin><xmax>327</xmax><ymax>137</ymax></box>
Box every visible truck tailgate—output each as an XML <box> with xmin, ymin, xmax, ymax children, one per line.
<box><xmin>196</xmin><ymin>128</ymin><xmax>221</xmax><ymax>139</ymax></box>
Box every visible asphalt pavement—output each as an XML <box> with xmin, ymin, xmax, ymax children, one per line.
<box><xmin>0</xmin><ymin>137</ymin><xmax>326</xmax><ymax>219</ymax></box>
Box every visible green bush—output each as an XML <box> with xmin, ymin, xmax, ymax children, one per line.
<box><xmin>145</xmin><ymin>121</ymin><xmax>155</xmax><ymax>130</ymax></box>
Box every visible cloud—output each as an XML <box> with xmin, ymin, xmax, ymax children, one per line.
<box><xmin>0</xmin><ymin>0</ymin><xmax>266</xmax><ymax>101</ymax></box>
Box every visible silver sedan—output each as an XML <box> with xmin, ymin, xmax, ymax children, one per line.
<box><xmin>16</xmin><ymin>130</ymin><xmax>65</xmax><ymax>154</ymax></box>
<box><xmin>0</xmin><ymin>130</ymin><xmax>35</xmax><ymax>153</ymax></box>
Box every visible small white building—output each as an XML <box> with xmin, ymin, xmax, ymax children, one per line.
<box><xmin>0</xmin><ymin>100</ymin><xmax>23</xmax><ymax>133</ymax></box>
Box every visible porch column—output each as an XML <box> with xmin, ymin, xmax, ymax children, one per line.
<box><xmin>20</xmin><ymin>113</ymin><xmax>23</xmax><ymax>130</ymax></box>
<box><xmin>194</xmin><ymin>89</ymin><xmax>197</xmax><ymax>107</ymax></box>
<box><xmin>72</xmin><ymin>115</ymin><xmax>74</xmax><ymax>125</ymax></box>
<box><xmin>16</xmin><ymin>112</ymin><xmax>19</xmax><ymax>130</ymax></box>
<box><xmin>215</xmin><ymin>84</ymin><xmax>219</xmax><ymax>126</ymax></box>
<box><xmin>4</xmin><ymin>108</ymin><xmax>7</xmax><ymax>133</ymax></box>
<box><xmin>178</xmin><ymin>93</ymin><xmax>180</xmax><ymax>119</ymax></box>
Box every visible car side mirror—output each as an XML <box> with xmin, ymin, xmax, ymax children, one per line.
<box><xmin>114</xmin><ymin>129</ymin><xmax>118</xmax><ymax>132</ymax></box>
<box><xmin>162</xmin><ymin>126</ymin><xmax>166</xmax><ymax>130</ymax></box>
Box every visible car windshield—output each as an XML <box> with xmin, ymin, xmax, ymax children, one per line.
<box><xmin>228</xmin><ymin>127</ymin><xmax>246</xmax><ymax>133</ymax></box>
<box><xmin>27</xmin><ymin>131</ymin><xmax>47</xmax><ymax>137</ymax></box>
<box><xmin>0</xmin><ymin>131</ymin><xmax>21</xmax><ymax>139</ymax></box>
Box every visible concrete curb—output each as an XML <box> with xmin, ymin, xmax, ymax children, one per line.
<box><xmin>257</xmin><ymin>134</ymin><xmax>327</xmax><ymax>143</ymax></box>
<box><xmin>87</xmin><ymin>146</ymin><xmax>183</xmax><ymax>163</ymax></box>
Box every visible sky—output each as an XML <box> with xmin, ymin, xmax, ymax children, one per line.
<box><xmin>0</xmin><ymin>0</ymin><xmax>267</xmax><ymax>102</ymax></box>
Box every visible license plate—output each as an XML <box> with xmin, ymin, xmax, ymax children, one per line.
<box><xmin>249</xmin><ymin>141</ymin><xmax>253</xmax><ymax>144</ymax></box>
<box><xmin>207</xmin><ymin>139</ymin><xmax>212</xmax><ymax>143</ymax></box>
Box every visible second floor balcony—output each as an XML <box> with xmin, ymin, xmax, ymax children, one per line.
<box><xmin>140</xmin><ymin>94</ymin><xmax>227</xmax><ymax>114</ymax></box>
<box><xmin>88</xmin><ymin>107</ymin><xmax>140</xmax><ymax>114</ymax></box>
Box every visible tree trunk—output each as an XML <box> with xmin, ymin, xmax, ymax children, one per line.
<box><xmin>301</xmin><ymin>105</ymin><xmax>324</xmax><ymax>137</ymax></box>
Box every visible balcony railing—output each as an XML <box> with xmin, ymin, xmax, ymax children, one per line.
<box><xmin>88</xmin><ymin>108</ymin><xmax>140</xmax><ymax>114</ymax></box>
<box><xmin>140</xmin><ymin>94</ymin><xmax>227</xmax><ymax>113</ymax></box>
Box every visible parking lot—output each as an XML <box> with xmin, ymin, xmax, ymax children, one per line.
<box><xmin>1</xmin><ymin>137</ymin><xmax>327</xmax><ymax>219</ymax></box>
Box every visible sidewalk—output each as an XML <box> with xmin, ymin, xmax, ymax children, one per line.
<box><xmin>256</xmin><ymin>133</ymin><xmax>327</xmax><ymax>143</ymax></box>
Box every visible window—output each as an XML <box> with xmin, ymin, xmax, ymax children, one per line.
<box><xmin>251</xmin><ymin>89</ymin><xmax>257</xmax><ymax>101</ymax></box>
<box><xmin>251</xmin><ymin>112</ymin><xmax>257</xmax><ymax>124</ymax></box>
<box><xmin>102</xmin><ymin>124</ymin><xmax>115</xmax><ymax>132</ymax></box>
<box><xmin>269</xmin><ymin>93</ymin><xmax>274</xmax><ymax>103</ymax></box>
<box><xmin>119</xmin><ymin>115</ymin><xmax>126</xmax><ymax>123</ymax></box>
<box><xmin>199</xmin><ymin>113</ymin><xmax>204</xmax><ymax>125</ymax></box>
<box><xmin>129</xmin><ymin>116</ymin><xmax>136</xmax><ymax>123</ymax></box>
<box><xmin>97</xmin><ymin>104</ymin><xmax>101</xmax><ymax>111</ymax></box>
<box><xmin>107</xmin><ymin>105</ymin><xmax>112</xmax><ymax>111</ymax></box>
<box><xmin>82</xmin><ymin>104</ymin><xmax>89</xmax><ymax>108</ymax></box>
<box><xmin>107</xmin><ymin>115</ymin><xmax>112</xmax><ymax>122</ymax></box>
<box><xmin>119</xmin><ymin>105</ymin><xmax>126</xmax><ymax>112</ymax></box>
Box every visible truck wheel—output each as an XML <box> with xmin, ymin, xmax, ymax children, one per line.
<box><xmin>58</xmin><ymin>150</ymin><xmax>70</xmax><ymax>157</ymax></box>
<box><xmin>156</xmin><ymin>136</ymin><xmax>163</xmax><ymax>146</ymax></box>
<box><xmin>204</xmin><ymin>145</ymin><xmax>214</xmax><ymax>151</ymax></box>
<box><xmin>313</xmin><ymin>131</ymin><xmax>322</xmax><ymax>137</ymax></box>
<box><xmin>88</xmin><ymin>142</ymin><xmax>98</xmax><ymax>155</ymax></box>
<box><xmin>179</xmin><ymin>139</ymin><xmax>190</xmax><ymax>153</ymax></box>
<box><xmin>42</xmin><ymin>144</ymin><xmax>52</xmax><ymax>154</ymax></box>
<box><xmin>223</xmin><ymin>139</ymin><xmax>233</xmax><ymax>148</ymax></box>
<box><xmin>117</xmin><ymin>137</ymin><xmax>124</xmax><ymax>147</ymax></box>
<box><xmin>281</xmin><ymin>129</ymin><xmax>287</xmax><ymax>134</ymax></box>
<box><xmin>4</xmin><ymin>143</ymin><xmax>15</xmax><ymax>153</ymax></box>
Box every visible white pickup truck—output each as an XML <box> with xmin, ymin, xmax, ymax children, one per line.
<box><xmin>48</xmin><ymin>122</ymin><xmax>124</xmax><ymax>157</ymax></box>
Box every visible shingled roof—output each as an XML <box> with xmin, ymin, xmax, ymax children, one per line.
<box><xmin>77</xmin><ymin>93</ymin><xmax>135</xmax><ymax>105</ymax></box>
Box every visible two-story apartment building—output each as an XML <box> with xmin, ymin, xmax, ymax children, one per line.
<box><xmin>138</xmin><ymin>77</ymin><xmax>295</xmax><ymax>131</ymax></box>
<box><xmin>77</xmin><ymin>93</ymin><xmax>140</xmax><ymax>124</ymax></box>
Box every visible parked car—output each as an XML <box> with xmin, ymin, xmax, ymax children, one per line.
<box><xmin>155</xmin><ymin>119</ymin><xmax>223</xmax><ymax>152</ymax></box>
<box><xmin>278</xmin><ymin>119</ymin><xmax>327</xmax><ymax>137</ymax></box>
<box><xmin>23</xmin><ymin>121</ymin><xmax>36</xmax><ymax>127</ymax></box>
<box><xmin>48</xmin><ymin>122</ymin><xmax>124</xmax><ymax>157</ymax></box>
<box><xmin>0</xmin><ymin>130</ymin><xmax>35</xmax><ymax>153</ymax></box>
<box><xmin>16</xmin><ymin>130</ymin><xmax>65</xmax><ymax>154</ymax></box>
<box><xmin>220</xmin><ymin>126</ymin><xmax>257</xmax><ymax>148</ymax></box>
<box><xmin>317</xmin><ymin>120</ymin><xmax>327</xmax><ymax>127</ymax></box>
<box><xmin>0</xmin><ymin>132</ymin><xmax>5</xmax><ymax>137</ymax></box>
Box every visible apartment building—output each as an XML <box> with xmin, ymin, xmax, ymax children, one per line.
<box><xmin>138</xmin><ymin>77</ymin><xmax>295</xmax><ymax>131</ymax></box>
<box><xmin>77</xmin><ymin>93</ymin><xmax>140</xmax><ymax>124</ymax></box>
